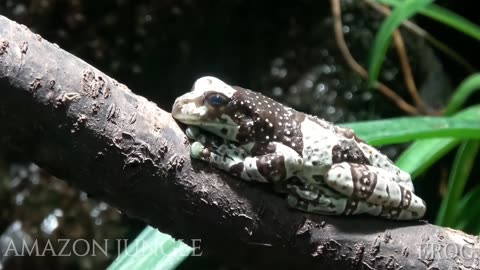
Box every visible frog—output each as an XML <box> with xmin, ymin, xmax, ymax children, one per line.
<box><xmin>171</xmin><ymin>76</ymin><xmax>426</xmax><ymax>220</ymax></box>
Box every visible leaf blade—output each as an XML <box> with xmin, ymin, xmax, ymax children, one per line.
<box><xmin>368</xmin><ymin>0</ymin><xmax>434</xmax><ymax>86</ymax></box>
<box><xmin>108</xmin><ymin>226</ymin><xmax>192</xmax><ymax>270</ymax></box>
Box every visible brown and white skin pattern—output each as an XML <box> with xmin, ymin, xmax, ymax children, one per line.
<box><xmin>172</xmin><ymin>76</ymin><xmax>427</xmax><ymax>220</ymax></box>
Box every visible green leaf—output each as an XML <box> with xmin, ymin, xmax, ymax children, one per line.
<box><xmin>108</xmin><ymin>226</ymin><xmax>192</xmax><ymax>270</ymax></box>
<box><xmin>389</xmin><ymin>105</ymin><xmax>480</xmax><ymax>176</ymax></box>
<box><xmin>344</xmin><ymin>116</ymin><xmax>480</xmax><ymax>146</ymax></box>
<box><xmin>420</xmin><ymin>4</ymin><xmax>480</xmax><ymax>41</ymax></box>
<box><xmin>455</xmin><ymin>186</ymin><xmax>480</xmax><ymax>232</ymax></box>
<box><xmin>435</xmin><ymin>140</ymin><xmax>479</xmax><ymax>227</ymax></box>
<box><xmin>443</xmin><ymin>74</ymin><xmax>480</xmax><ymax>115</ymax></box>
<box><xmin>368</xmin><ymin>0</ymin><xmax>434</xmax><ymax>86</ymax></box>
<box><xmin>375</xmin><ymin>0</ymin><xmax>480</xmax><ymax>41</ymax></box>
<box><xmin>395</xmin><ymin>138</ymin><xmax>458</xmax><ymax>177</ymax></box>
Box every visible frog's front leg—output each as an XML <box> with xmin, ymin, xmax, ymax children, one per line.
<box><xmin>324</xmin><ymin>162</ymin><xmax>426</xmax><ymax>218</ymax></box>
<box><xmin>187</xmin><ymin>128</ymin><xmax>303</xmax><ymax>183</ymax></box>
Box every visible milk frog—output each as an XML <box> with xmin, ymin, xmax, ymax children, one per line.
<box><xmin>172</xmin><ymin>76</ymin><xmax>426</xmax><ymax>220</ymax></box>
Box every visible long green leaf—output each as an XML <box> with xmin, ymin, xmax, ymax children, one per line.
<box><xmin>108</xmin><ymin>226</ymin><xmax>192</xmax><ymax>270</ymax></box>
<box><xmin>435</xmin><ymin>140</ymin><xmax>479</xmax><ymax>227</ymax></box>
<box><xmin>368</xmin><ymin>0</ymin><xmax>434</xmax><ymax>86</ymax></box>
<box><xmin>344</xmin><ymin>106</ymin><xmax>480</xmax><ymax>177</ymax></box>
<box><xmin>444</xmin><ymin>74</ymin><xmax>480</xmax><ymax>115</ymax></box>
<box><xmin>455</xmin><ymin>186</ymin><xmax>480</xmax><ymax>231</ymax></box>
<box><xmin>393</xmin><ymin>105</ymin><xmax>480</xmax><ymax>176</ymax></box>
<box><xmin>420</xmin><ymin>4</ymin><xmax>480</xmax><ymax>41</ymax></box>
<box><xmin>344</xmin><ymin>116</ymin><xmax>480</xmax><ymax>145</ymax></box>
<box><xmin>395</xmin><ymin>138</ymin><xmax>459</xmax><ymax>177</ymax></box>
<box><xmin>375</xmin><ymin>0</ymin><xmax>480</xmax><ymax>41</ymax></box>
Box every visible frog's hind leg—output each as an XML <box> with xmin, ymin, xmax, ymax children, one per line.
<box><xmin>286</xmin><ymin>184</ymin><xmax>381</xmax><ymax>216</ymax></box>
<box><xmin>323</xmin><ymin>162</ymin><xmax>426</xmax><ymax>219</ymax></box>
<box><xmin>358</xmin><ymin>143</ymin><xmax>415</xmax><ymax>191</ymax></box>
<box><xmin>286</xmin><ymin>184</ymin><xmax>421</xmax><ymax>220</ymax></box>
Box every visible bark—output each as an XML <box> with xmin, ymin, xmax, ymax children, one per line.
<box><xmin>0</xmin><ymin>15</ymin><xmax>477</xmax><ymax>270</ymax></box>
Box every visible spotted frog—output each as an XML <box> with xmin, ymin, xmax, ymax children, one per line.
<box><xmin>172</xmin><ymin>76</ymin><xmax>426</xmax><ymax>220</ymax></box>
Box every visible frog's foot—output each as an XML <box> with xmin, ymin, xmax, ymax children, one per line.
<box><xmin>189</xmin><ymin>133</ymin><xmax>295</xmax><ymax>183</ymax></box>
<box><xmin>185</xmin><ymin>126</ymin><xmax>202</xmax><ymax>140</ymax></box>
<box><xmin>286</xmin><ymin>184</ymin><xmax>381</xmax><ymax>216</ymax></box>
<box><xmin>287</xmin><ymin>184</ymin><xmax>423</xmax><ymax>220</ymax></box>
<box><xmin>189</xmin><ymin>134</ymin><xmax>249</xmax><ymax>172</ymax></box>
<box><xmin>357</xmin><ymin>143</ymin><xmax>415</xmax><ymax>191</ymax></box>
<box><xmin>286</xmin><ymin>184</ymin><xmax>347</xmax><ymax>215</ymax></box>
<box><xmin>324</xmin><ymin>162</ymin><xmax>426</xmax><ymax>219</ymax></box>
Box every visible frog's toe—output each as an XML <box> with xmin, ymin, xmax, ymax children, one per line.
<box><xmin>286</xmin><ymin>194</ymin><xmax>300</xmax><ymax>208</ymax></box>
<box><xmin>190</xmin><ymin>141</ymin><xmax>209</xmax><ymax>160</ymax></box>
<box><xmin>186</xmin><ymin>126</ymin><xmax>201</xmax><ymax>140</ymax></box>
<box><xmin>286</xmin><ymin>193</ymin><xmax>338</xmax><ymax>215</ymax></box>
<box><xmin>188</xmin><ymin>129</ymin><xmax>225</xmax><ymax>149</ymax></box>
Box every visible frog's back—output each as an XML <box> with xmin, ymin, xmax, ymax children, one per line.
<box><xmin>231</xmin><ymin>86</ymin><xmax>306</xmax><ymax>153</ymax></box>
<box><xmin>232</xmin><ymin>86</ymin><xmax>369</xmax><ymax>164</ymax></box>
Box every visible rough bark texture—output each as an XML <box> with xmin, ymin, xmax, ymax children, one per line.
<box><xmin>0</xmin><ymin>15</ymin><xmax>478</xmax><ymax>270</ymax></box>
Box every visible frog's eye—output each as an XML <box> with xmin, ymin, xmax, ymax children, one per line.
<box><xmin>205</xmin><ymin>93</ymin><xmax>229</xmax><ymax>107</ymax></box>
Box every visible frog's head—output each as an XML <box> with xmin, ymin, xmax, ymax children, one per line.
<box><xmin>172</xmin><ymin>76</ymin><xmax>300</xmax><ymax>144</ymax></box>
<box><xmin>172</xmin><ymin>76</ymin><xmax>243</xmax><ymax>142</ymax></box>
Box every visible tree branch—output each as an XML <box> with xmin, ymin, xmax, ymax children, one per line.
<box><xmin>0</xmin><ymin>15</ymin><xmax>476</xmax><ymax>270</ymax></box>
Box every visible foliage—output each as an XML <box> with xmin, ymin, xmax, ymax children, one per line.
<box><xmin>368</xmin><ymin>0</ymin><xmax>480</xmax><ymax>231</ymax></box>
